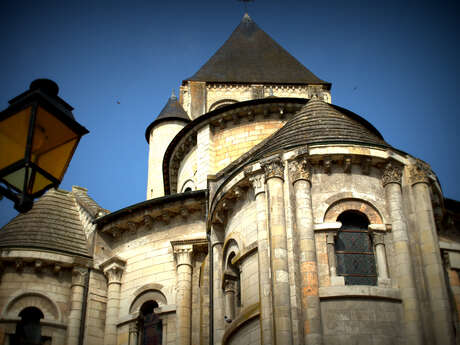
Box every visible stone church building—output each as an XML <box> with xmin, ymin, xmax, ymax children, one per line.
<box><xmin>1</xmin><ymin>13</ymin><xmax>460</xmax><ymax>345</ymax></box>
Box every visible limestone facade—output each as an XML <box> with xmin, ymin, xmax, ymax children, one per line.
<box><xmin>1</xmin><ymin>13</ymin><xmax>459</xmax><ymax>345</ymax></box>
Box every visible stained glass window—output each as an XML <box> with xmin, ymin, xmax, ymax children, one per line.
<box><xmin>335</xmin><ymin>211</ymin><xmax>377</xmax><ymax>285</ymax></box>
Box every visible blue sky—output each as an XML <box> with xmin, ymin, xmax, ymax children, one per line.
<box><xmin>1</xmin><ymin>0</ymin><xmax>459</xmax><ymax>227</ymax></box>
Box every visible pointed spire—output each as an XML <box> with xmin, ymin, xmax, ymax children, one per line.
<box><xmin>144</xmin><ymin>92</ymin><xmax>191</xmax><ymax>142</ymax></box>
<box><xmin>185</xmin><ymin>15</ymin><xmax>330</xmax><ymax>86</ymax></box>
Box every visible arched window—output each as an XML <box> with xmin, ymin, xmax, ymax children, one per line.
<box><xmin>12</xmin><ymin>307</ymin><xmax>44</xmax><ymax>345</ymax></box>
<box><xmin>138</xmin><ymin>301</ymin><xmax>162</xmax><ymax>345</ymax></box>
<box><xmin>335</xmin><ymin>211</ymin><xmax>377</xmax><ymax>285</ymax></box>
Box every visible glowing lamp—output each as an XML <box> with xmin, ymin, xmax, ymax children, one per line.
<box><xmin>0</xmin><ymin>79</ymin><xmax>89</xmax><ymax>212</ymax></box>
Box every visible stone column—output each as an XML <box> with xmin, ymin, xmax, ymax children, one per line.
<box><xmin>408</xmin><ymin>163</ymin><xmax>455</xmax><ymax>345</ymax></box>
<box><xmin>289</xmin><ymin>157</ymin><xmax>322</xmax><ymax>345</ymax></box>
<box><xmin>211</xmin><ymin>228</ymin><xmax>225</xmax><ymax>344</ymax></box>
<box><xmin>262</xmin><ymin>158</ymin><xmax>293</xmax><ymax>345</ymax></box>
<box><xmin>66</xmin><ymin>266</ymin><xmax>87</xmax><ymax>345</ymax></box>
<box><xmin>249</xmin><ymin>173</ymin><xmax>274</xmax><ymax>345</ymax></box>
<box><xmin>382</xmin><ymin>163</ymin><xmax>423</xmax><ymax>345</ymax></box>
<box><xmin>173</xmin><ymin>244</ymin><xmax>193</xmax><ymax>345</ymax></box>
<box><xmin>372</xmin><ymin>233</ymin><xmax>390</xmax><ymax>283</ymax></box>
<box><xmin>102</xmin><ymin>258</ymin><xmax>126</xmax><ymax>345</ymax></box>
<box><xmin>223</xmin><ymin>278</ymin><xmax>237</xmax><ymax>322</ymax></box>
<box><xmin>128</xmin><ymin>322</ymin><xmax>138</xmax><ymax>345</ymax></box>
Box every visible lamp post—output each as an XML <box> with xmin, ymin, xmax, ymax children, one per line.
<box><xmin>0</xmin><ymin>79</ymin><xmax>89</xmax><ymax>213</ymax></box>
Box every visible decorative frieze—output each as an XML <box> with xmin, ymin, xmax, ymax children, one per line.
<box><xmin>381</xmin><ymin>162</ymin><xmax>402</xmax><ymax>187</ymax></box>
<box><xmin>408</xmin><ymin>160</ymin><xmax>430</xmax><ymax>185</ymax></box>
<box><xmin>261</xmin><ymin>158</ymin><xmax>284</xmax><ymax>180</ymax></box>
<box><xmin>288</xmin><ymin>156</ymin><xmax>312</xmax><ymax>183</ymax></box>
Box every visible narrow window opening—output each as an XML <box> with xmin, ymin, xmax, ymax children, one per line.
<box><xmin>138</xmin><ymin>301</ymin><xmax>162</xmax><ymax>345</ymax></box>
<box><xmin>336</xmin><ymin>210</ymin><xmax>377</xmax><ymax>285</ymax></box>
<box><xmin>12</xmin><ymin>307</ymin><xmax>49</xmax><ymax>345</ymax></box>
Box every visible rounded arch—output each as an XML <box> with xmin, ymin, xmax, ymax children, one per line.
<box><xmin>324</xmin><ymin>198</ymin><xmax>383</xmax><ymax>224</ymax></box>
<box><xmin>129</xmin><ymin>289</ymin><xmax>167</xmax><ymax>314</ymax></box>
<box><xmin>180</xmin><ymin>179</ymin><xmax>196</xmax><ymax>193</ymax></box>
<box><xmin>222</xmin><ymin>237</ymin><xmax>241</xmax><ymax>269</ymax></box>
<box><xmin>209</xmin><ymin>99</ymin><xmax>238</xmax><ymax>112</ymax></box>
<box><xmin>3</xmin><ymin>292</ymin><xmax>60</xmax><ymax>321</ymax></box>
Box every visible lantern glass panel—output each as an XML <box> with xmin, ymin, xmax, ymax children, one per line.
<box><xmin>29</xmin><ymin>169</ymin><xmax>53</xmax><ymax>194</ymax></box>
<box><xmin>31</xmin><ymin>106</ymin><xmax>79</xmax><ymax>180</ymax></box>
<box><xmin>0</xmin><ymin>107</ymin><xmax>32</xmax><ymax>171</ymax></box>
<box><xmin>3</xmin><ymin>167</ymin><xmax>27</xmax><ymax>190</ymax></box>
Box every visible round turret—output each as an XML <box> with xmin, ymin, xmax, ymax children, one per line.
<box><xmin>146</xmin><ymin>91</ymin><xmax>190</xmax><ymax>199</ymax></box>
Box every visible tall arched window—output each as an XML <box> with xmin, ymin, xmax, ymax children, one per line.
<box><xmin>12</xmin><ymin>307</ymin><xmax>44</xmax><ymax>345</ymax></box>
<box><xmin>138</xmin><ymin>301</ymin><xmax>162</xmax><ymax>345</ymax></box>
<box><xmin>335</xmin><ymin>211</ymin><xmax>377</xmax><ymax>285</ymax></box>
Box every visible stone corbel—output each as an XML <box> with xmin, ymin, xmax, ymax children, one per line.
<box><xmin>361</xmin><ymin>157</ymin><xmax>372</xmax><ymax>175</ymax></box>
<box><xmin>101</xmin><ymin>256</ymin><xmax>126</xmax><ymax>285</ymax></box>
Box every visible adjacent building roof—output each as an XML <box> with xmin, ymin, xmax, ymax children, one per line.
<box><xmin>145</xmin><ymin>91</ymin><xmax>190</xmax><ymax>142</ymax></box>
<box><xmin>0</xmin><ymin>187</ymin><xmax>103</xmax><ymax>258</ymax></box>
<box><xmin>185</xmin><ymin>13</ymin><xmax>330</xmax><ymax>86</ymax></box>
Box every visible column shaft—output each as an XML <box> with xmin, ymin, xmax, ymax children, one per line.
<box><xmin>254</xmin><ymin>181</ymin><xmax>275</xmax><ymax>345</ymax></box>
<box><xmin>175</xmin><ymin>248</ymin><xmax>193</xmax><ymax>345</ymax></box>
<box><xmin>385</xmin><ymin>182</ymin><xmax>423</xmax><ymax>345</ymax></box>
<box><xmin>212</xmin><ymin>241</ymin><xmax>225</xmax><ymax>344</ymax></box>
<box><xmin>412</xmin><ymin>182</ymin><xmax>454</xmax><ymax>345</ymax></box>
<box><xmin>104</xmin><ymin>282</ymin><xmax>121</xmax><ymax>345</ymax></box>
<box><xmin>66</xmin><ymin>267</ymin><xmax>86</xmax><ymax>345</ymax></box>
<box><xmin>293</xmin><ymin>179</ymin><xmax>322</xmax><ymax>345</ymax></box>
<box><xmin>267</xmin><ymin>175</ymin><xmax>293</xmax><ymax>345</ymax></box>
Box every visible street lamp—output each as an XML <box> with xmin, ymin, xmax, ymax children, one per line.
<box><xmin>0</xmin><ymin>79</ymin><xmax>89</xmax><ymax>213</ymax></box>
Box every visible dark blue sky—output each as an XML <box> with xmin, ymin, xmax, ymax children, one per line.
<box><xmin>1</xmin><ymin>0</ymin><xmax>459</xmax><ymax>226</ymax></box>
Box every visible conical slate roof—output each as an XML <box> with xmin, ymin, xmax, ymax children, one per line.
<box><xmin>0</xmin><ymin>187</ymin><xmax>104</xmax><ymax>257</ymax></box>
<box><xmin>249</xmin><ymin>98</ymin><xmax>389</xmax><ymax>161</ymax></box>
<box><xmin>186</xmin><ymin>14</ymin><xmax>329</xmax><ymax>86</ymax></box>
<box><xmin>145</xmin><ymin>91</ymin><xmax>190</xmax><ymax>142</ymax></box>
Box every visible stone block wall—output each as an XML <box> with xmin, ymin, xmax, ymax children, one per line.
<box><xmin>321</xmin><ymin>298</ymin><xmax>403</xmax><ymax>345</ymax></box>
<box><xmin>226</xmin><ymin>317</ymin><xmax>260</xmax><ymax>345</ymax></box>
<box><xmin>212</xmin><ymin>120</ymin><xmax>284</xmax><ymax>173</ymax></box>
<box><xmin>84</xmin><ymin>270</ymin><xmax>107</xmax><ymax>345</ymax></box>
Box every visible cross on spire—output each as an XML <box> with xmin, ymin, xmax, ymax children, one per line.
<box><xmin>238</xmin><ymin>0</ymin><xmax>254</xmax><ymax>13</ymax></box>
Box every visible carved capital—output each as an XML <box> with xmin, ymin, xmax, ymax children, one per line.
<box><xmin>248</xmin><ymin>174</ymin><xmax>265</xmax><ymax>196</ymax></box>
<box><xmin>173</xmin><ymin>245</ymin><xmax>193</xmax><ymax>267</ymax></box>
<box><xmin>224</xmin><ymin>279</ymin><xmax>237</xmax><ymax>293</ymax></box>
<box><xmin>326</xmin><ymin>232</ymin><xmax>337</xmax><ymax>245</ymax></box>
<box><xmin>101</xmin><ymin>256</ymin><xmax>126</xmax><ymax>285</ymax></box>
<box><xmin>372</xmin><ymin>232</ymin><xmax>385</xmax><ymax>245</ymax></box>
<box><xmin>408</xmin><ymin>161</ymin><xmax>430</xmax><ymax>185</ymax></box>
<box><xmin>72</xmin><ymin>266</ymin><xmax>88</xmax><ymax>286</ymax></box>
<box><xmin>261</xmin><ymin>158</ymin><xmax>284</xmax><ymax>181</ymax></box>
<box><xmin>289</xmin><ymin>157</ymin><xmax>312</xmax><ymax>183</ymax></box>
<box><xmin>382</xmin><ymin>162</ymin><xmax>402</xmax><ymax>187</ymax></box>
<box><xmin>105</xmin><ymin>266</ymin><xmax>124</xmax><ymax>284</ymax></box>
